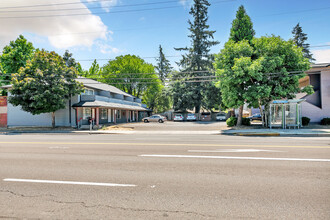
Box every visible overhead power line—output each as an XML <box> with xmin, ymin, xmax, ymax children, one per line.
<box><xmin>0</xmin><ymin>0</ymin><xmax>180</xmax><ymax>13</ymax></box>
<box><xmin>0</xmin><ymin>69</ymin><xmax>318</xmax><ymax>81</ymax></box>
<box><xmin>0</xmin><ymin>0</ymin><xmax>135</xmax><ymax>10</ymax></box>
<box><xmin>0</xmin><ymin>5</ymin><xmax>180</xmax><ymax>19</ymax></box>
<box><xmin>0</xmin><ymin>0</ymin><xmax>235</xmax><ymax>19</ymax></box>
<box><xmin>309</xmin><ymin>44</ymin><xmax>330</xmax><ymax>48</ymax></box>
<box><xmin>263</xmin><ymin>6</ymin><xmax>330</xmax><ymax>17</ymax></box>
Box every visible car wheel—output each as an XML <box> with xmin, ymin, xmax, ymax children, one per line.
<box><xmin>144</xmin><ymin>119</ymin><xmax>149</xmax><ymax>123</ymax></box>
<box><xmin>158</xmin><ymin>119</ymin><xmax>163</xmax><ymax>123</ymax></box>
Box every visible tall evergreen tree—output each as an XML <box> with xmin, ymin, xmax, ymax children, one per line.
<box><xmin>173</xmin><ymin>0</ymin><xmax>219</xmax><ymax>113</ymax></box>
<box><xmin>155</xmin><ymin>45</ymin><xmax>172</xmax><ymax>83</ymax></box>
<box><xmin>229</xmin><ymin>5</ymin><xmax>255</xmax><ymax>43</ymax></box>
<box><xmin>227</xmin><ymin>5</ymin><xmax>255</xmax><ymax>126</ymax></box>
<box><xmin>63</xmin><ymin>50</ymin><xmax>83</xmax><ymax>74</ymax></box>
<box><xmin>292</xmin><ymin>23</ymin><xmax>315</xmax><ymax>62</ymax></box>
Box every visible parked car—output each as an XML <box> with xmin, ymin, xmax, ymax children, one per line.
<box><xmin>173</xmin><ymin>114</ymin><xmax>184</xmax><ymax>121</ymax></box>
<box><xmin>216</xmin><ymin>112</ymin><xmax>227</xmax><ymax>121</ymax></box>
<box><xmin>186</xmin><ymin>113</ymin><xmax>197</xmax><ymax>121</ymax></box>
<box><xmin>142</xmin><ymin>115</ymin><xmax>166</xmax><ymax>123</ymax></box>
<box><xmin>200</xmin><ymin>112</ymin><xmax>211</xmax><ymax>121</ymax></box>
<box><xmin>248</xmin><ymin>113</ymin><xmax>262</xmax><ymax>121</ymax></box>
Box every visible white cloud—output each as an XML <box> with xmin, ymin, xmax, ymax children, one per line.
<box><xmin>0</xmin><ymin>0</ymin><xmax>109</xmax><ymax>49</ymax></box>
<box><xmin>312</xmin><ymin>48</ymin><xmax>330</xmax><ymax>63</ymax></box>
<box><xmin>179</xmin><ymin>0</ymin><xmax>188</xmax><ymax>6</ymax></box>
<box><xmin>100</xmin><ymin>0</ymin><xmax>118</xmax><ymax>12</ymax></box>
<box><xmin>96</xmin><ymin>42</ymin><xmax>123</xmax><ymax>54</ymax></box>
<box><xmin>86</xmin><ymin>0</ymin><xmax>118</xmax><ymax>12</ymax></box>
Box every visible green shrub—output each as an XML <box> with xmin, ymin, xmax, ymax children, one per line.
<box><xmin>321</xmin><ymin>118</ymin><xmax>330</xmax><ymax>125</ymax></box>
<box><xmin>226</xmin><ymin>117</ymin><xmax>237</xmax><ymax>127</ymax></box>
<box><xmin>302</xmin><ymin>117</ymin><xmax>310</xmax><ymax>126</ymax></box>
<box><xmin>226</xmin><ymin>117</ymin><xmax>251</xmax><ymax>126</ymax></box>
<box><xmin>242</xmin><ymin>117</ymin><xmax>251</xmax><ymax>126</ymax></box>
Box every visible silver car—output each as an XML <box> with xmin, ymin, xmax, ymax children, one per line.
<box><xmin>173</xmin><ymin>114</ymin><xmax>184</xmax><ymax>121</ymax></box>
<box><xmin>186</xmin><ymin>113</ymin><xmax>197</xmax><ymax>121</ymax></box>
<box><xmin>142</xmin><ymin>115</ymin><xmax>166</xmax><ymax>123</ymax></box>
<box><xmin>216</xmin><ymin>112</ymin><xmax>227</xmax><ymax>121</ymax></box>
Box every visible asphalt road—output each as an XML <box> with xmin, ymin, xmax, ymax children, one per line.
<box><xmin>0</xmin><ymin>132</ymin><xmax>329</xmax><ymax>219</ymax></box>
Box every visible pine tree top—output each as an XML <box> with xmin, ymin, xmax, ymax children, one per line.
<box><xmin>292</xmin><ymin>23</ymin><xmax>315</xmax><ymax>62</ymax></box>
<box><xmin>229</xmin><ymin>5</ymin><xmax>255</xmax><ymax>43</ymax></box>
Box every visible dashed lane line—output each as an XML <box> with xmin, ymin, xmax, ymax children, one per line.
<box><xmin>3</xmin><ymin>178</ymin><xmax>137</xmax><ymax>187</ymax></box>
<box><xmin>139</xmin><ymin>154</ymin><xmax>330</xmax><ymax>162</ymax></box>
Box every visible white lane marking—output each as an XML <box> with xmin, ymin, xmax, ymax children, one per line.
<box><xmin>3</xmin><ymin>178</ymin><xmax>136</xmax><ymax>187</ymax></box>
<box><xmin>188</xmin><ymin>149</ymin><xmax>283</xmax><ymax>153</ymax></box>
<box><xmin>49</xmin><ymin>146</ymin><xmax>69</xmax><ymax>149</ymax></box>
<box><xmin>139</xmin><ymin>154</ymin><xmax>330</xmax><ymax>162</ymax></box>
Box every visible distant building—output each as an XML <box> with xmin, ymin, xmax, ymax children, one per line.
<box><xmin>297</xmin><ymin>63</ymin><xmax>330</xmax><ymax>122</ymax></box>
<box><xmin>1</xmin><ymin>77</ymin><xmax>151</xmax><ymax>128</ymax></box>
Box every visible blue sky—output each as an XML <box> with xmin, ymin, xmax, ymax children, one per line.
<box><xmin>1</xmin><ymin>0</ymin><xmax>330</xmax><ymax>70</ymax></box>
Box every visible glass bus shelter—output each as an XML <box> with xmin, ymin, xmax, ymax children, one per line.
<box><xmin>269</xmin><ymin>99</ymin><xmax>304</xmax><ymax>129</ymax></box>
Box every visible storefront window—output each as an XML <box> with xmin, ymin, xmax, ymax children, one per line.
<box><xmin>100</xmin><ymin>108</ymin><xmax>107</xmax><ymax>120</ymax></box>
<box><xmin>117</xmin><ymin>110</ymin><xmax>121</xmax><ymax>119</ymax></box>
<box><xmin>83</xmin><ymin>108</ymin><xmax>91</xmax><ymax>119</ymax></box>
<box><xmin>82</xmin><ymin>88</ymin><xmax>94</xmax><ymax>95</ymax></box>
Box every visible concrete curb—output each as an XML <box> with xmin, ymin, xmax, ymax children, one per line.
<box><xmin>1</xmin><ymin>130</ymin><xmax>329</xmax><ymax>137</ymax></box>
<box><xmin>221</xmin><ymin>131</ymin><xmax>330</xmax><ymax>137</ymax></box>
<box><xmin>236</xmin><ymin>133</ymin><xmax>280</xmax><ymax>136</ymax></box>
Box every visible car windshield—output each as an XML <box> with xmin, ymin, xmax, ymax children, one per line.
<box><xmin>175</xmin><ymin>114</ymin><xmax>182</xmax><ymax>117</ymax></box>
<box><xmin>188</xmin><ymin>114</ymin><xmax>195</xmax><ymax>116</ymax></box>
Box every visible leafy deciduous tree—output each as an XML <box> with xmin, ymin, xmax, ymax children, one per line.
<box><xmin>227</xmin><ymin>5</ymin><xmax>255</xmax><ymax>125</ymax></box>
<box><xmin>215</xmin><ymin>36</ymin><xmax>313</xmax><ymax>127</ymax></box>
<box><xmin>9</xmin><ymin>50</ymin><xmax>84</xmax><ymax>128</ymax></box>
<box><xmin>101</xmin><ymin>54</ymin><xmax>160</xmax><ymax>100</ymax></box>
<box><xmin>81</xmin><ymin>59</ymin><xmax>102</xmax><ymax>78</ymax></box>
<box><xmin>0</xmin><ymin>35</ymin><xmax>35</xmax><ymax>95</ymax></box>
<box><xmin>0</xmin><ymin>35</ymin><xmax>35</xmax><ymax>74</ymax></box>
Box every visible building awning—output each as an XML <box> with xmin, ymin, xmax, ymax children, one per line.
<box><xmin>272</xmin><ymin>99</ymin><xmax>305</xmax><ymax>104</ymax></box>
<box><xmin>72</xmin><ymin>100</ymin><xmax>152</xmax><ymax>111</ymax></box>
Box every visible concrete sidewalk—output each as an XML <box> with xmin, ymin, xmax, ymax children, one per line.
<box><xmin>1</xmin><ymin>127</ymin><xmax>329</xmax><ymax>136</ymax></box>
<box><xmin>0</xmin><ymin>129</ymin><xmax>221</xmax><ymax>135</ymax></box>
<box><xmin>221</xmin><ymin>128</ymin><xmax>330</xmax><ymax>137</ymax></box>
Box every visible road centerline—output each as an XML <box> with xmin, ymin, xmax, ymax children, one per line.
<box><xmin>3</xmin><ymin>178</ymin><xmax>137</xmax><ymax>187</ymax></box>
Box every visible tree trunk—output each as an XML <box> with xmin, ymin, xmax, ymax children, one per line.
<box><xmin>264</xmin><ymin>103</ymin><xmax>270</xmax><ymax>128</ymax></box>
<box><xmin>237</xmin><ymin>105</ymin><xmax>243</xmax><ymax>126</ymax></box>
<box><xmin>258</xmin><ymin>99</ymin><xmax>265</xmax><ymax>127</ymax></box>
<box><xmin>259</xmin><ymin>105</ymin><xmax>264</xmax><ymax>127</ymax></box>
<box><xmin>51</xmin><ymin>112</ymin><xmax>55</xmax><ymax>128</ymax></box>
<box><xmin>195</xmin><ymin>105</ymin><xmax>200</xmax><ymax>114</ymax></box>
<box><xmin>231</xmin><ymin>108</ymin><xmax>235</xmax><ymax>117</ymax></box>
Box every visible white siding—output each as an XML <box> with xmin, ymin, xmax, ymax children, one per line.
<box><xmin>7</xmin><ymin>92</ymin><xmax>79</xmax><ymax>127</ymax></box>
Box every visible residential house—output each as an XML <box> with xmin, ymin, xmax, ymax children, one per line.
<box><xmin>1</xmin><ymin>77</ymin><xmax>151</xmax><ymax>127</ymax></box>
